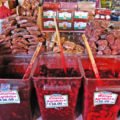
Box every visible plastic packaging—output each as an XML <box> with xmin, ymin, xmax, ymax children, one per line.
<box><xmin>58</xmin><ymin>21</ymin><xmax>72</xmax><ymax>30</ymax></box>
<box><xmin>74</xmin><ymin>21</ymin><xmax>87</xmax><ymax>30</ymax></box>
<box><xmin>81</xmin><ymin>56</ymin><xmax>120</xmax><ymax>120</ymax></box>
<box><xmin>0</xmin><ymin>19</ymin><xmax>4</xmax><ymax>34</ymax></box>
<box><xmin>95</xmin><ymin>9</ymin><xmax>111</xmax><ymax>20</ymax></box>
<box><xmin>43</xmin><ymin>10</ymin><xmax>57</xmax><ymax>19</ymax></box>
<box><xmin>0</xmin><ymin>56</ymin><xmax>32</xmax><ymax>120</ymax></box>
<box><xmin>60</xmin><ymin>2</ymin><xmax>77</xmax><ymax>10</ymax></box>
<box><xmin>58</xmin><ymin>10</ymin><xmax>72</xmax><ymax>21</ymax></box>
<box><xmin>74</xmin><ymin>11</ymin><xmax>89</xmax><ymax>20</ymax></box>
<box><xmin>112</xmin><ymin>0</ymin><xmax>120</xmax><ymax>10</ymax></box>
<box><xmin>101</xmin><ymin>0</ymin><xmax>112</xmax><ymax>9</ymax></box>
<box><xmin>43</xmin><ymin>2</ymin><xmax>60</xmax><ymax>10</ymax></box>
<box><xmin>0</xmin><ymin>5</ymin><xmax>13</xmax><ymax>19</ymax></box>
<box><xmin>57</xmin><ymin>10</ymin><xmax>73</xmax><ymax>30</ymax></box>
<box><xmin>43</xmin><ymin>20</ymin><xmax>55</xmax><ymax>30</ymax></box>
<box><xmin>33</xmin><ymin>54</ymin><xmax>82</xmax><ymax>120</ymax></box>
<box><xmin>42</xmin><ymin>2</ymin><xmax>89</xmax><ymax>31</ymax></box>
<box><xmin>73</xmin><ymin>10</ymin><xmax>88</xmax><ymax>30</ymax></box>
<box><xmin>43</xmin><ymin>2</ymin><xmax>60</xmax><ymax>30</ymax></box>
<box><xmin>77</xmin><ymin>1</ymin><xmax>96</xmax><ymax>14</ymax></box>
<box><xmin>111</xmin><ymin>10</ymin><xmax>120</xmax><ymax>21</ymax></box>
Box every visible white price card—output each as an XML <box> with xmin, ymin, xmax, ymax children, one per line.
<box><xmin>0</xmin><ymin>90</ymin><xmax>20</xmax><ymax>104</ymax></box>
<box><xmin>44</xmin><ymin>94</ymin><xmax>68</xmax><ymax>108</ymax></box>
<box><xmin>94</xmin><ymin>91</ymin><xmax>118</xmax><ymax>106</ymax></box>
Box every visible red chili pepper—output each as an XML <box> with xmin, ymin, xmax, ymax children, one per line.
<box><xmin>84</xmin><ymin>70</ymin><xmax>120</xmax><ymax>120</ymax></box>
<box><xmin>34</xmin><ymin>66</ymin><xmax>81</xmax><ymax>120</ymax></box>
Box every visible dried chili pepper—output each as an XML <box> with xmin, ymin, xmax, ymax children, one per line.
<box><xmin>84</xmin><ymin>70</ymin><xmax>120</xmax><ymax>120</ymax></box>
<box><xmin>34</xmin><ymin>65</ymin><xmax>82</xmax><ymax>120</ymax></box>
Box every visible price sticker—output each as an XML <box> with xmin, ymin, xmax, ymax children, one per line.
<box><xmin>0</xmin><ymin>90</ymin><xmax>20</xmax><ymax>104</ymax></box>
<box><xmin>44</xmin><ymin>94</ymin><xmax>68</xmax><ymax>108</ymax></box>
<box><xmin>94</xmin><ymin>91</ymin><xmax>118</xmax><ymax>106</ymax></box>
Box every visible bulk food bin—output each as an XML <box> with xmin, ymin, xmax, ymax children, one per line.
<box><xmin>80</xmin><ymin>56</ymin><xmax>120</xmax><ymax>120</ymax></box>
<box><xmin>33</xmin><ymin>54</ymin><xmax>83</xmax><ymax>120</ymax></box>
<box><xmin>0</xmin><ymin>55</ymin><xmax>32</xmax><ymax>120</ymax></box>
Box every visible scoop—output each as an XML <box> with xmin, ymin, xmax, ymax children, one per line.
<box><xmin>82</xmin><ymin>34</ymin><xmax>101</xmax><ymax>81</ymax></box>
<box><xmin>54</xmin><ymin>17</ymin><xmax>67</xmax><ymax>73</ymax></box>
<box><xmin>23</xmin><ymin>42</ymin><xmax>43</xmax><ymax>79</ymax></box>
<box><xmin>37</xmin><ymin>0</ymin><xmax>44</xmax><ymax>31</ymax></box>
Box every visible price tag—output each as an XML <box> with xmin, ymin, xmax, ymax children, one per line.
<box><xmin>0</xmin><ymin>90</ymin><xmax>20</xmax><ymax>104</ymax></box>
<box><xmin>94</xmin><ymin>91</ymin><xmax>118</xmax><ymax>106</ymax></box>
<box><xmin>44</xmin><ymin>94</ymin><xmax>68</xmax><ymax>108</ymax></box>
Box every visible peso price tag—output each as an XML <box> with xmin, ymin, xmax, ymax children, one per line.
<box><xmin>44</xmin><ymin>94</ymin><xmax>68</xmax><ymax>108</ymax></box>
<box><xmin>94</xmin><ymin>91</ymin><xmax>118</xmax><ymax>106</ymax></box>
<box><xmin>0</xmin><ymin>90</ymin><xmax>20</xmax><ymax>104</ymax></box>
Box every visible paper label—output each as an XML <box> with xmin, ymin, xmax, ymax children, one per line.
<box><xmin>74</xmin><ymin>11</ymin><xmax>88</xmax><ymax>19</ymax></box>
<box><xmin>74</xmin><ymin>22</ymin><xmax>87</xmax><ymax>30</ymax></box>
<box><xmin>44</xmin><ymin>21</ymin><xmax>55</xmax><ymax>28</ymax></box>
<box><xmin>58</xmin><ymin>12</ymin><xmax>72</xmax><ymax>20</ymax></box>
<box><xmin>43</xmin><ymin>10</ymin><xmax>56</xmax><ymax>18</ymax></box>
<box><xmin>44</xmin><ymin>94</ymin><xmax>68</xmax><ymax>108</ymax></box>
<box><xmin>94</xmin><ymin>91</ymin><xmax>118</xmax><ymax>106</ymax></box>
<box><xmin>59</xmin><ymin>22</ymin><xmax>72</xmax><ymax>29</ymax></box>
<box><xmin>0</xmin><ymin>90</ymin><xmax>20</xmax><ymax>104</ymax></box>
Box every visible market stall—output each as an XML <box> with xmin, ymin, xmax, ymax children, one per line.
<box><xmin>0</xmin><ymin>0</ymin><xmax>120</xmax><ymax>120</ymax></box>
